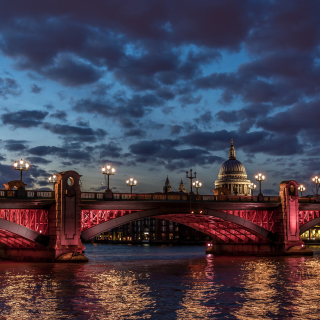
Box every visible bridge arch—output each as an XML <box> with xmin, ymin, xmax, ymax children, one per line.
<box><xmin>0</xmin><ymin>219</ymin><xmax>50</xmax><ymax>248</ymax></box>
<box><xmin>81</xmin><ymin>208</ymin><xmax>275</xmax><ymax>243</ymax></box>
<box><xmin>300</xmin><ymin>217</ymin><xmax>320</xmax><ymax>235</ymax></box>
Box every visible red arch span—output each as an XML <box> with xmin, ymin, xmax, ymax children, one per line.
<box><xmin>81</xmin><ymin>208</ymin><xmax>275</xmax><ymax>243</ymax></box>
<box><xmin>0</xmin><ymin>218</ymin><xmax>50</xmax><ymax>248</ymax></box>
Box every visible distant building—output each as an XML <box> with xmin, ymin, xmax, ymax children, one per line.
<box><xmin>177</xmin><ymin>178</ymin><xmax>187</xmax><ymax>193</ymax></box>
<box><xmin>214</xmin><ymin>139</ymin><xmax>252</xmax><ymax>196</ymax></box>
<box><xmin>163</xmin><ymin>176</ymin><xmax>172</xmax><ymax>193</ymax></box>
<box><xmin>95</xmin><ymin>218</ymin><xmax>210</xmax><ymax>244</ymax></box>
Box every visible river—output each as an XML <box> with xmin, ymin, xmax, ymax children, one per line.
<box><xmin>1</xmin><ymin>244</ymin><xmax>320</xmax><ymax>319</ymax></box>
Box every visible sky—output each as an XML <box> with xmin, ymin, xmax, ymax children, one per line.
<box><xmin>0</xmin><ymin>0</ymin><xmax>319</xmax><ymax>196</ymax></box>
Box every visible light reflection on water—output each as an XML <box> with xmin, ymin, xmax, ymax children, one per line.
<box><xmin>1</xmin><ymin>244</ymin><xmax>320</xmax><ymax>319</ymax></box>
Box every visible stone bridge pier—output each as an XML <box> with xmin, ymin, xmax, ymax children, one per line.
<box><xmin>207</xmin><ymin>180</ymin><xmax>312</xmax><ymax>256</ymax></box>
<box><xmin>0</xmin><ymin>171</ymin><xmax>87</xmax><ymax>262</ymax></box>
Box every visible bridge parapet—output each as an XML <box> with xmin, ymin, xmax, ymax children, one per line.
<box><xmin>80</xmin><ymin>192</ymin><xmax>280</xmax><ymax>203</ymax></box>
<box><xmin>0</xmin><ymin>190</ymin><xmax>54</xmax><ymax>199</ymax></box>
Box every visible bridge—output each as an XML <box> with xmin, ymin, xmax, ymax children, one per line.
<box><xmin>0</xmin><ymin>171</ymin><xmax>319</xmax><ymax>261</ymax></box>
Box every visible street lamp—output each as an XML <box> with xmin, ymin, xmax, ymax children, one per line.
<box><xmin>298</xmin><ymin>185</ymin><xmax>306</xmax><ymax>197</ymax></box>
<box><xmin>14</xmin><ymin>159</ymin><xmax>29</xmax><ymax>188</ymax></box>
<box><xmin>255</xmin><ymin>173</ymin><xmax>265</xmax><ymax>196</ymax></box>
<box><xmin>312</xmin><ymin>176</ymin><xmax>320</xmax><ymax>196</ymax></box>
<box><xmin>126</xmin><ymin>177</ymin><xmax>137</xmax><ymax>194</ymax></box>
<box><xmin>102</xmin><ymin>164</ymin><xmax>115</xmax><ymax>191</ymax></box>
<box><xmin>248</xmin><ymin>183</ymin><xmax>257</xmax><ymax>196</ymax></box>
<box><xmin>186</xmin><ymin>169</ymin><xmax>197</xmax><ymax>194</ymax></box>
<box><xmin>192</xmin><ymin>180</ymin><xmax>202</xmax><ymax>194</ymax></box>
<box><xmin>48</xmin><ymin>175</ymin><xmax>57</xmax><ymax>191</ymax></box>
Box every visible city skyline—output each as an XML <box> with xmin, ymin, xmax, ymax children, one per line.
<box><xmin>0</xmin><ymin>1</ymin><xmax>319</xmax><ymax>195</ymax></box>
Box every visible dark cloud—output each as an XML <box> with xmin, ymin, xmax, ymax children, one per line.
<box><xmin>49</xmin><ymin>110</ymin><xmax>68</xmax><ymax>122</ymax></box>
<box><xmin>99</xmin><ymin>142</ymin><xmax>123</xmax><ymax>158</ymax></box>
<box><xmin>91</xmin><ymin>83</ymin><xmax>113</xmax><ymax>96</ymax></box>
<box><xmin>27</xmin><ymin>145</ymin><xmax>92</xmax><ymax>163</ymax></box>
<box><xmin>42</xmin><ymin>123</ymin><xmax>107</xmax><ymax>142</ymax></box>
<box><xmin>43</xmin><ymin>55</ymin><xmax>103</xmax><ymax>87</ymax></box>
<box><xmin>195</xmin><ymin>111</ymin><xmax>213</xmax><ymax>127</ymax></box>
<box><xmin>75</xmin><ymin>117</ymin><xmax>89</xmax><ymax>127</ymax></box>
<box><xmin>0</xmin><ymin>77</ymin><xmax>21</xmax><ymax>98</ymax></box>
<box><xmin>30</xmin><ymin>83</ymin><xmax>42</xmax><ymax>93</ymax></box>
<box><xmin>123</xmin><ymin>128</ymin><xmax>147</xmax><ymax>138</ymax></box>
<box><xmin>256</xmin><ymin>101</ymin><xmax>320</xmax><ymax>138</ymax></box>
<box><xmin>182</xmin><ymin>130</ymin><xmax>304</xmax><ymax>156</ymax></box>
<box><xmin>1</xmin><ymin>110</ymin><xmax>48</xmax><ymax>128</ymax></box>
<box><xmin>129</xmin><ymin>138</ymin><xmax>223</xmax><ymax>170</ymax></box>
<box><xmin>2</xmin><ymin>140</ymin><xmax>28</xmax><ymax>152</ymax></box>
<box><xmin>73</xmin><ymin>93</ymin><xmax>163</xmax><ymax>123</ymax></box>
<box><xmin>170</xmin><ymin>125</ymin><xmax>183</xmax><ymax>135</ymax></box>
<box><xmin>25</xmin><ymin>156</ymin><xmax>52</xmax><ymax>165</ymax></box>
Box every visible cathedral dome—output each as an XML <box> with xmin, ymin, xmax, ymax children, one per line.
<box><xmin>219</xmin><ymin>159</ymin><xmax>246</xmax><ymax>176</ymax></box>
<box><xmin>214</xmin><ymin>139</ymin><xmax>252</xmax><ymax>196</ymax></box>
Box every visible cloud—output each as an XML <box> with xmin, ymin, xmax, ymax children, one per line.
<box><xmin>182</xmin><ymin>129</ymin><xmax>304</xmax><ymax>156</ymax></box>
<box><xmin>128</xmin><ymin>138</ymin><xmax>223</xmax><ymax>170</ymax></box>
<box><xmin>1</xmin><ymin>140</ymin><xmax>29</xmax><ymax>153</ymax></box>
<box><xmin>30</xmin><ymin>83</ymin><xmax>42</xmax><ymax>93</ymax></box>
<box><xmin>49</xmin><ymin>110</ymin><xmax>68</xmax><ymax>122</ymax></box>
<box><xmin>99</xmin><ymin>142</ymin><xmax>123</xmax><ymax>158</ymax></box>
<box><xmin>25</xmin><ymin>156</ymin><xmax>52</xmax><ymax>165</ymax></box>
<box><xmin>1</xmin><ymin>110</ymin><xmax>48</xmax><ymax>128</ymax></box>
<box><xmin>0</xmin><ymin>77</ymin><xmax>21</xmax><ymax>98</ymax></box>
<box><xmin>42</xmin><ymin>123</ymin><xmax>107</xmax><ymax>142</ymax></box>
<box><xmin>27</xmin><ymin>145</ymin><xmax>92</xmax><ymax>163</ymax></box>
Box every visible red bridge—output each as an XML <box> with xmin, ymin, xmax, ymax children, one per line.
<box><xmin>0</xmin><ymin>171</ymin><xmax>318</xmax><ymax>261</ymax></box>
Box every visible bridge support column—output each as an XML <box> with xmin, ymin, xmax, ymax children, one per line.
<box><xmin>278</xmin><ymin>180</ymin><xmax>307</xmax><ymax>252</ymax></box>
<box><xmin>50</xmin><ymin>170</ymin><xmax>88</xmax><ymax>262</ymax></box>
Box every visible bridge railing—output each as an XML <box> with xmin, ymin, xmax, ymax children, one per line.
<box><xmin>298</xmin><ymin>197</ymin><xmax>320</xmax><ymax>203</ymax></box>
<box><xmin>0</xmin><ymin>190</ymin><xmax>54</xmax><ymax>199</ymax></box>
<box><xmin>80</xmin><ymin>192</ymin><xmax>280</xmax><ymax>202</ymax></box>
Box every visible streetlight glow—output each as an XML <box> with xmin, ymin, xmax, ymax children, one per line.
<box><xmin>248</xmin><ymin>183</ymin><xmax>257</xmax><ymax>196</ymax></box>
<box><xmin>192</xmin><ymin>180</ymin><xmax>202</xmax><ymax>194</ymax></box>
<box><xmin>102</xmin><ymin>163</ymin><xmax>115</xmax><ymax>191</ymax></box>
<box><xmin>13</xmin><ymin>159</ymin><xmax>30</xmax><ymax>189</ymax></box>
<box><xmin>312</xmin><ymin>176</ymin><xmax>320</xmax><ymax>196</ymax></box>
<box><xmin>255</xmin><ymin>172</ymin><xmax>265</xmax><ymax>196</ymax></box>
<box><xmin>126</xmin><ymin>177</ymin><xmax>137</xmax><ymax>194</ymax></box>
<box><xmin>298</xmin><ymin>185</ymin><xmax>306</xmax><ymax>197</ymax></box>
<box><xmin>48</xmin><ymin>175</ymin><xmax>57</xmax><ymax>191</ymax></box>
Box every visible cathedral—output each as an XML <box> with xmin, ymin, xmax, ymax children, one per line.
<box><xmin>214</xmin><ymin>139</ymin><xmax>252</xmax><ymax>196</ymax></box>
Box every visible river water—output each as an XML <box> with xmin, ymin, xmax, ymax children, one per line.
<box><xmin>1</xmin><ymin>244</ymin><xmax>320</xmax><ymax>319</ymax></box>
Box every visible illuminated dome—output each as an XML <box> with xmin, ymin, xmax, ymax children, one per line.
<box><xmin>218</xmin><ymin>159</ymin><xmax>247</xmax><ymax>177</ymax></box>
<box><xmin>214</xmin><ymin>139</ymin><xmax>251</xmax><ymax>195</ymax></box>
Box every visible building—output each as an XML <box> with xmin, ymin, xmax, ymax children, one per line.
<box><xmin>214</xmin><ymin>139</ymin><xmax>252</xmax><ymax>196</ymax></box>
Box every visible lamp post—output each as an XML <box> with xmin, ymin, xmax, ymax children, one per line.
<box><xmin>312</xmin><ymin>176</ymin><xmax>320</xmax><ymax>196</ymax></box>
<box><xmin>126</xmin><ymin>177</ymin><xmax>137</xmax><ymax>194</ymax></box>
<box><xmin>255</xmin><ymin>172</ymin><xmax>265</xmax><ymax>196</ymax></box>
<box><xmin>248</xmin><ymin>183</ymin><xmax>257</xmax><ymax>196</ymax></box>
<box><xmin>186</xmin><ymin>169</ymin><xmax>196</xmax><ymax>194</ymax></box>
<box><xmin>102</xmin><ymin>164</ymin><xmax>115</xmax><ymax>191</ymax></box>
<box><xmin>48</xmin><ymin>175</ymin><xmax>57</xmax><ymax>191</ymax></box>
<box><xmin>192</xmin><ymin>180</ymin><xmax>202</xmax><ymax>194</ymax></box>
<box><xmin>298</xmin><ymin>185</ymin><xmax>306</xmax><ymax>197</ymax></box>
<box><xmin>14</xmin><ymin>159</ymin><xmax>29</xmax><ymax>189</ymax></box>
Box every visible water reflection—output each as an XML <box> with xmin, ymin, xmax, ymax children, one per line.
<box><xmin>286</xmin><ymin>257</ymin><xmax>320</xmax><ymax>319</ymax></box>
<box><xmin>232</xmin><ymin>259</ymin><xmax>280</xmax><ymax>319</ymax></box>
<box><xmin>88</xmin><ymin>268</ymin><xmax>155</xmax><ymax>319</ymax></box>
<box><xmin>176</xmin><ymin>259</ymin><xmax>212</xmax><ymax>319</ymax></box>
<box><xmin>1</xmin><ymin>245</ymin><xmax>320</xmax><ymax>319</ymax></box>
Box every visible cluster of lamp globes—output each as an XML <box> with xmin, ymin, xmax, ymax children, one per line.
<box><xmin>12</xmin><ymin>160</ymin><xmax>320</xmax><ymax>197</ymax></box>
